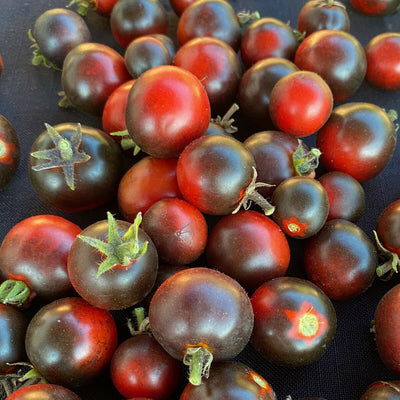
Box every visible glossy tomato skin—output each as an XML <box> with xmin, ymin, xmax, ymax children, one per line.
<box><xmin>118</xmin><ymin>156</ymin><xmax>182</xmax><ymax>222</ymax></box>
<box><xmin>5</xmin><ymin>383</ymin><xmax>82</xmax><ymax>400</ymax></box>
<box><xmin>110</xmin><ymin>333</ymin><xmax>182</xmax><ymax>400</ymax></box>
<box><xmin>365</xmin><ymin>32</ymin><xmax>400</xmax><ymax>91</ymax></box>
<box><xmin>25</xmin><ymin>297</ymin><xmax>118</xmax><ymax>387</ymax></box>
<box><xmin>180</xmin><ymin>361</ymin><xmax>278</xmax><ymax>400</ymax></box>
<box><xmin>61</xmin><ymin>42</ymin><xmax>130</xmax><ymax>115</ymax></box>
<box><xmin>125</xmin><ymin>65</ymin><xmax>211</xmax><ymax>158</ymax></box>
<box><xmin>206</xmin><ymin>210</ymin><xmax>290</xmax><ymax>294</ymax></box>
<box><xmin>304</xmin><ymin>219</ymin><xmax>378</xmax><ymax>300</ymax></box>
<box><xmin>169</xmin><ymin>0</ymin><xmax>227</xmax><ymax>15</ymax></box>
<box><xmin>0</xmin><ymin>115</ymin><xmax>20</xmax><ymax>190</ymax></box>
<box><xmin>269</xmin><ymin>71</ymin><xmax>333</xmax><ymax>137</ymax></box>
<box><xmin>149</xmin><ymin>267</ymin><xmax>254</xmax><ymax>361</ymax></box>
<box><xmin>316</xmin><ymin>102</ymin><xmax>397</xmax><ymax>182</ymax></box>
<box><xmin>0</xmin><ymin>215</ymin><xmax>81</xmax><ymax>302</ymax></box>
<box><xmin>360</xmin><ymin>381</ymin><xmax>400</xmax><ymax>399</ymax></box>
<box><xmin>250</xmin><ymin>276</ymin><xmax>336</xmax><ymax>366</ymax></box>
<box><xmin>68</xmin><ymin>218</ymin><xmax>158</xmax><ymax>310</ymax></box>
<box><xmin>29</xmin><ymin>123</ymin><xmax>124</xmax><ymax>212</ymax></box>
<box><xmin>376</xmin><ymin>200</ymin><xmax>400</xmax><ymax>258</ymax></box>
<box><xmin>0</xmin><ymin>304</ymin><xmax>28</xmax><ymax>373</ymax></box>
<box><xmin>294</xmin><ymin>29</ymin><xmax>366</xmax><ymax>102</ymax></box>
<box><xmin>271</xmin><ymin>176</ymin><xmax>329</xmax><ymax>239</ymax></box>
<box><xmin>350</xmin><ymin>0</ymin><xmax>400</xmax><ymax>15</ymax></box>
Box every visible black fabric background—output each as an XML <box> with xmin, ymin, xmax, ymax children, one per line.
<box><xmin>0</xmin><ymin>0</ymin><xmax>400</xmax><ymax>399</ymax></box>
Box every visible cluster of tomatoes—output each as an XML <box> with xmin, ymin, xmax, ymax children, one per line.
<box><xmin>0</xmin><ymin>0</ymin><xmax>400</xmax><ymax>399</ymax></box>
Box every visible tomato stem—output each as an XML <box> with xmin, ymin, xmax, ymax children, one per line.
<box><xmin>237</xmin><ymin>10</ymin><xmax>261</xmax><ymax>26</ymax></box>
<box><xmin>292</xmin><ymin>140</ymin><xmax>321</xmax><ymax>176</ymax></box>
<box><xmin>210</xmin><ymin>103</ymin><xmax>239</xmax><ymax>135</ymax></box>
<box><xmin>183</xmin><ymin>346</ymin><xmax>213</xmax><ymax>386</ymax></box>
<box><xmin>27</xmin><ymin>29</ymin><xmax>61</xmax><ymax>70</ymax></box>
<box><xmin>373</xmin><ymin>230</ymin><xmax>399</xmax><ymax>279</ymax></box>
<box><xmin>66</xmin><ymin>0</ymin><xmax>93</xmax><ymax>16</ymax></box>
<box><xmin>0</xmin><ymin>280</ymin><xmax>31</xmax><ymax>307</ymax></box>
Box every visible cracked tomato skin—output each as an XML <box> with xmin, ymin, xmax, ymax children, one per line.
<box><xmin>25</xmin><ymin>297</ymin><xmax>118</xmax><ymax>388</ymax></box>
<box><xmin>250</xmin><ymin>276</ymin><xmax>337</xmax><ymax>367</ymax></box>
<box><xmin>5</xmin><ymin>383</ymin><xmax>82</xmax><ymax>400</ymax></box>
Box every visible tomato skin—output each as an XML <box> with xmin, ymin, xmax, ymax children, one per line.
<box><xmin>303</xmin><ymin>219</ymin><xmax>378</xmax><ymax>300</ymax></box>
<box><xmin>376</xmin><ymin>199</ymin><xmax>400</xmax><ymax>257</ymax></box>
<box><xmin>25</xmin><ymin>297</ymin><xmax>118</xmax><ymax>387</ymax></box>
<box><xmin>206</xmin><ymin>210</ymin><xmax>290</xmax><ymax>294</ymax></box>
<box><xmin>110</xmin><ymin>333</ymin><xmax>182</xmax><ymax>400</ymax></box>
<box><xmin>360</xmin><ymin>380</ymin><xmax>400</xmax><ymax>399</ymax></box>
<box><xmin>350</xmin><ymin>0</ymin><xmax>400</xmax><ymax>15</ymax></box>
<box><xmin>0</xmin><ymin>215</ymin><xmax>81</xmax><ymax>302</ymax></box>
<box><xmin>5</xmin><ymin>383</ymin><xmax>82</xmax><ymax>400</ymax></box>
<box><xmin>118</xmin><ymin>156</ymin><xmax>182</xmax><ymax>222</ymax></box>
<box><xmin>94</xmin><ymin>0</ymin><xmax>119</xmax><ymax>15</ymax></box>
<box><xmin>316</xmin><ymin>102</ymin><xmax>397</xmax><ymax>182</ymax></box>
<box><xmin>125</xmin><ymin>65</ymin><xmax>211</xmax><ymax>158</ymax></box>
<box><xmin>251</xmin><ymin>277</ymin><xmax>336</xmax><ymax>367</ymax></box>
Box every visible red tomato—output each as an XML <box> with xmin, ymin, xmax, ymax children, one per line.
<box><xmin>350</xmin><ymin>0</ymin><xmax>400</xmax><ymax>16</ymax></box>
<box><xmin>5</xmin><ymin>383</ymin><xmax>81</xmax><ymax>400</ymax></box>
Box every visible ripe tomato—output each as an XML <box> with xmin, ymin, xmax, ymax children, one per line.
<box><xmin>360</xmin><ymin>381</ymin><xmax>400</xmax><ymax>399</ymax></box>
<box><xmin>68</xmin><ymin>0</ymin><xmax>119</xmax><ymax>16</ymax></box>
<box><xmin>5</xmin><ymin>383</ymin><xmax>82</xmax><ymax>400</ymax></box>
<box><xmin>169</xmin><ymin>0</ymin><xmax>227</xmax><ymax>16</ymax></box>
<box><xmin>125</xmin><ymin>65</ymin><xmax>211</xmax><ymax>158</ymax></box>
<box><xmin>25</xmin><ymin>297</ymin><xmax>118</xmax><ymax>387</ymax></box>
<box><xmin>269</xmin><ymin>71</ymin><xmax>333</xmax><ymax>138</ymax></box>
<box><xmin>250</xmin><ymin>276</ymin><xmax>337</xmax><ymax>366</ymax></box>
<box><xmin>350</xmin><ymin>0</ymin><xmax>400</xmax><ymax>15</ymax></box>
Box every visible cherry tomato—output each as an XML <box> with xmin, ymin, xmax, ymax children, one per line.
<box><xmin>5</xmin><ymin>383</ymin><xmax>82</xmax><ymax>400</ymax></box>
<box><xmin>303</xmin><ymin>219</ymin><xmax>378</xmax><ymax>300</ymax></box>
<box><xmin>250</xmin><ymin>276</ymin><xmax>337</xmax><ymax>366</ymax></box>
<box><xmin>0</xmin><ymin>214</ymin><xmax>81</xmax><ymax>303</ymax></box>
<box><xmin>149</xmin><ymin>267</ymin><xmax>254</xmax><ymax>385</ymax></box>
<box><xmin>316</xmin><ymin>102</ymin><xmax>397</xmax><ymax>182</ymax></box>
<box><xmin>25</xmin><ymin>297</ymin><xmax>118</xmax><ymax>387</ymax></box>
<box><xmin>365</xmin><ymin>32</ymin><xmax>400</xmax><ymax>91</ymax></box>
<box><xmin>68</xmin><ymin>0</ymin><xmax>119</xmax><ymax>16</ymax></box>
<box><xmin>269</xmin><ymin>71</ymin><xmax>333</xmax><ymax>137</ymax></box>
<box><xmin>180</xmin><ymin>361</ymin><xmax>278</xmax><ymax>400</ymax></box>
<box><xmin>294</xmin><ymin>29</ymin><xmax>366</xmax><ymax>102</ymax></box>
<box><xmin>206</xmin><ymin>210</ymin><xmax>290</xmax><ymax>294</ymax></box>
<box><xmin>360</xmin><ymin>380</ymin><xmax>400</xmax><ymax>399</ymax></box>
<box><xmin>169</xmin><ymin>0</ymin><xmax>226</xmax><ymax>16</ymax></box>
<box><xmin>350</xmin><ymin>0</ymin><xmax>400</xmax><ymax>15</ymax></box>
<box><xmin>29</xmin><ymin>123</ymin><xmax>124</xmax><ymax>212</ymax></box>
<box><xmin>125</xmin><ymin>65</ymin><xmax>211</xmax><ymax>158</ymax></box>
<box><xmin>0</xmin><ymin>114</ymin><xmax>20</xmax><ymax>191</ymax></box>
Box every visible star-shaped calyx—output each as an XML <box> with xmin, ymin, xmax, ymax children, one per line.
<box><xmin>30</xmin><ymin>123</ymin><xmax>91</xmax><ymax>190</ymax></box>
<box><xmin>78</xmin><ymin>212</ymin><xmax>148</xmax><ymax>277</ymax></box>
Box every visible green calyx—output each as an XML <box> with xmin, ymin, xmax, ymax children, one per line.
<box><xmin>28</xmin><ymin>29</ymin><xmax>61</xmax><ymax>70</ymax></box>
<box><xmin>30</xmin><ymin>123</ymin><xmax>91</xmax><ymax>190</ymax></box>
<box><xmin>292</xmin><ymin>140</ymin><xmax>322</xmax><ymax>176</ymax></box>
<box><xmin>78</xmin><ymin>212</ymin><xmax>148</xmax><ymax>277</ymax></box>
<box><xmin>183</xmin><ymin>346</ymin><xmax>214</xmax><ymax>386</ymax></box>
<box><xmin>0</xmin><ymin>280</ymin><xmax>31</xmax><ymax>307</ymax></box>
<box><xmin>110</xmin><ymin>129</ymin><xmax>141</xmax><ymax>156</ymax></box>
<box><xmin>66</xmin><ymin>0</ymin><xmax>93</xmax><ymax>16</ymax></box>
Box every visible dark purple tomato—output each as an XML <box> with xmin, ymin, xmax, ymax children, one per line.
<box><xmin>206</xmin><ymin>210</ymin><xmax>290</xmax><ymax>294</ymax></box>
<box><xmin>124</xmin><ymin>35</ymin><xmax>172</xmax><ymax>79</ymax></box>
<box><xmin>204</xmin><ymin>103</ymin><xmax>239</xmax><ymax>136</ymax></box>
<box><xmin>179</xmin><ymin>361</ymin><xmax>277</xmax><ymax>400</ymax></box>
<box><xmin>271</xmin><ymin>176</ymin><xmax>329</xmax><ymax>239</ymax></box>
<box><xmin>30</xmin><ymin>8</ymin><xmax>91</xmax><ymax>68</ymax></box>
<box><xmin>68</xmin><ymin>212</ymin><xmax>158</xmax><ymax>310</ymax></box>
<box><xmin>110</xmin><ymin>333</ymin><xmax>182</xmax><ymax>399</ymax></box>
<box><xmin>169</xmin><ymin>0</ymin><xmax>228</xmax><ymax>16</ymax></box>
<box><xmin>251</xmin><ymin>276</ymin><xmax>337</xmax><ymax>366</ymax></box>
<box><xmin>237</xmin><ymin>57</ymin><xmax>299</xmax><ymax>130</ymax></box>
<box><xmin>297</xmin><ymin>0</ymin><xmax>350</xmax><ymax>37</ymax></box>
<box><xmin>61</xmin><ymin>42</ymin><xmax>130</xmax><ymax>116</ymax></box>
<box><xmin>149</xmin><ymin>267</ymin><xmax>254</xmax><ymax>385</ymax></box>
<box><xmin>25</xmin><ymin>297</ymin><xmax>118</xmax><ymax>387</ymax></box>
<box><xmin>150</xmin><ymin>33</ymin><xmax>177</xmax><ymax>58</ymax></box>
<box><xmin>177</xmin><ymin>0</ymin><xmax>241</xmax><ymax>51</ymax></box>
<box><xmin>5</xmin><ymin>383</ymin><xmax>82</xmax><ymax>400</ymax></box>
<box><xmin>0</xmin><ymin>114</ymin><xmax>20</xmax><ymax>191</ymax></box>
<box><xmin>350</xmin><ymin>0</ymin><xmax>400</xmax><ymax>15</ymax></box>
<box><xmin>173</xmin><ymin>37</ymin><xmax>242</xmax><ymax>117</ymax></box>
<box><xmin>316</xmin><ymin>102</ymin><xmax>397</xmax><ymax>182</ymax></box>
<box><xmin>360</xmin><ymin>380</ymin><xmax>400</xmax><ymax>399</ymax></box>
<box><xmin>318</xmin><ymin>171</ymin><xmax>365</xmax><ymax>222</ymax></box>
<box><xmin>29</xmin><ymin>123</ymin><xmax>124</xmax><ymax>212</ymax></box>
<box><xmin>0</xmin><ymin>303</ymin><xmax>28</xmax><ymax>373</ymax></box>
<box><xmin>142</xmin><ymin>198</ymin><xmax>208</xmax><ymax>265</ymax></box>
<box><xmin>110</xmin><ymin>0</ymin><xmax>169</xmax><ymax>48</ymax></box>
<box><xmin>240</xmin><ymin>17</ymin><xmax>299</xmax><ymax>68</ymax></box>
<box><xmin>294</xmin><ymin>29</ymin><xmax>366</xmax><ymax>102</ymax></box>
<box><xmin>244</xmin><ymin>130</ymin><xmax>320</xmax><ymax>199</ymax></box>
<box><xmin>0</xmin><ymin>215</ymin><xmax>81</xmax><ymax>303</ymax></box>
<box><xmin>304</xmin><ymin>219</ymin><xmax>378</xmax><ymax>300</ymax></box>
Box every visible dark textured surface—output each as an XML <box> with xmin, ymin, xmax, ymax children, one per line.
<box><xmin>0</xmin><ymin>1</ymin><xmax>400</xmax><ymax>399</ymax></box>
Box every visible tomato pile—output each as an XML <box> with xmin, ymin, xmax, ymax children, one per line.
<box><xmin>0</xmin><ymin>0</ymin><xmax>400</xmax><ymax>399</ymax></box>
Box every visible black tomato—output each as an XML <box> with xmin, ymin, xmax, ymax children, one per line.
<box><xmin>25</xmin><ymin>297</ymin><xmax>118</xmax><ymax>387</ymax></box>
<box><xmin>360</xmin><ymin>380</ymin><xmax>400</xmax><ymax>399</ymax></box>
<box><xmin>29</xmin><ymin>123</ymin><xmax>124</xmax><ymax>212</ymax></box>
<box><xmin>148</xmin><ymin>267</ymin><xmax>254</xmax><ymax>385</ymax></box>
<box><xmin>250</xmin><ymin>276</ymin><xmax>337</xmax><ymax>367</ymax></box>
<box><xmin>5</xmin><ymin>383</ymin><xmax>82</xmax><ymax>400</ymax></box>
<box><xmin>350</xmin><ymin>0</ymin><xmax>400</xmax><ymax>16</ymax></box>
<box><xmin>294</xmin><ymin>29</ymin><xmax>366</xmax><ymax>102</ymax></box>
<box><xmin>29</xmin><ymin>8</ymin><xmax>91</xmax><ymax>69</ymax></box>
<box><xmin>316</xmin><ymin>102</ymin><xmax>397</xmax><ymax>182</ymax></box>
<box><xmin>179</xmin><ymin>361</ymin><xmax>278</xmax><ymax>400</ymax></box>
<box><xmin>271</xmin><ymin>176</ymin><xmax>329</xmax><ymax>239</ymax></box>
<box><xmin>68</xmin><ymin>212</ymin><xmax>158</xmax><ymax>310</ymax></box>
<box><xmin>206</xmin><ymin>210</ymin><xmax>290</xmax><ymax>294</ymax></box>
<box><xmin>303</xmin><ymin>219</ymin><xmax>378</xmax><ymax>300</ymax></box>
<box><xmin>0</xmin><ymin>115</ymin><xmax>20</xmax><ymax>191</ymax></box>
